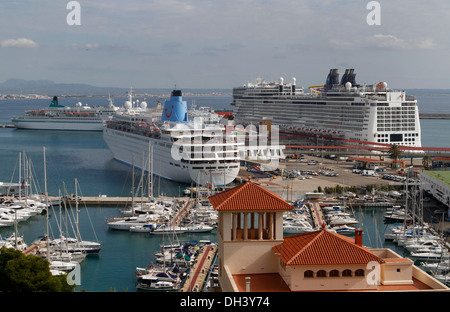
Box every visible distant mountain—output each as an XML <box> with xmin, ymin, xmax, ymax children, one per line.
<box><xmin>0</xmin><ymin>79</ymin><xmax>231</xmax><ymax>97</ymax></box>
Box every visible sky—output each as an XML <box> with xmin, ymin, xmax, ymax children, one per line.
<box><xmin>0</xmin><ymin>0</ymin><xmax>449</xmax><ymax>89</ymax></box>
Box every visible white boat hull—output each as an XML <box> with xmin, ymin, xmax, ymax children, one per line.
<box><xmin>103</xmin><ymin>127</ymin><xmax>239</xmax><ymax>186</ymax></box>
<box><xmin>12</xmin><ymin>118</ymin><xmax>104</xmax><ymax>131</ymax></box>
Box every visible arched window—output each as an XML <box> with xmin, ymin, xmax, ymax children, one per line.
<box><xmin>355</xmin><ymin>269</ymin><xmax>365</xmax><ymax>277</ymax></box>
<box><xmin>342</xmin><ymin>269</ymin><xmax>352</xmax><ymax>277</ymax></box>
<box><xmin>304</xmin><ymin>270</ymin><xmax>314</xmax><ymax>278</ymax></box>
<box><xmin>317</xmin><ymin>270</ymin><xmax>327</xmax><ymax>278</ymax></box>
<box><xmin>329</xmin><ymin>269</ymin><xmax>340</xmax><ymax>277</ymax></box>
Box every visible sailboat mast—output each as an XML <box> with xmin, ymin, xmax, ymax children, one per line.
<box><xmin>132</xmin><ymin>155</ymin><xmax>135</xmax><ymax>217</ymax></box>
<box><xmin>75</xmin><ymin>178</ymin><xmax>80</xmax><ymax>242</ymax></box>
<box><xmin>43</xmin><ymin>146</ymin><xmax>50</xmax><ymax>260</ymax></box>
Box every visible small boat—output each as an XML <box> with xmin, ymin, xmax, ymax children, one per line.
<box><xmin>129</xmin><ymin>224</ymin><xmax>155</xmax><ymax>233</ymax></box>
<box><xmin>150</xmin><ymin>225</ymin><xmax>187</xmax><ymax>235</ymax></box>
<box><xmin>328</xmin><ymin>215</ymin><xmax>358</xmax><ymax>226</ymax></box>
<box><xmin>136</xmin><ymin>275</ymin><xmax>180</xmax><ymax>292</ymax></box>
<box><xmin>184</xmin><ymin>222</ymin><xmax>214</xmax><ymax>233</ymax></box>
<box><xmin>410</xmin><ymin>251</ymin><xmax>450</xmax><ymax>262</ymax></box>
<box><xmin>49</xmin><ymin>260</ymin><xmax>77</xmax><ymax>272</ymax></box>
<box><xmin>420</xmin><ymin>261</ymin><xmax>450</xmax><ymax>275</ymax></box>
<box><xmin>106</xmin><ymin>214</ymin><xmax>156</xmax><ymax>231</ymax></box>
<box><xmin>331</xmin><ymin>225</ymin><xmax>356</xmax><ymax>235</ymax></box>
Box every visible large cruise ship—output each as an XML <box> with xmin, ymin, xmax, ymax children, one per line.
<box><xmin>103</xmin><ymin>90</ymin><xmax>243</xmax><ymax>186</ymax></box>
<box><xmin>12</xmin><ymin>96</ymin><xmax>119</xmax><ymax>131</ymax></box>
<box><xmin>232</xmin><ymin>69</ymin><xmax>421</xmax><ymax>148</ymax></box>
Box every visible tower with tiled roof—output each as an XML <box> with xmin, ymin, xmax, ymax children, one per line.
<box><xmin>209</xmin><ymin>181</ymin><xmax>294</xmax><ymax>288</ymax></box>
<box><xmin>209</xmin><ymin>181</ymin><xmax>449</xmax><ymax>292</ymax></box>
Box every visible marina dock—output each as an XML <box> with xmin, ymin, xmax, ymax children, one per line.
<box><xmin>309</xmin><ymin>202</ymin><xmax>325</xmax><ymax>228</ymax></box>
<box><xmin>61</xmin><ymin>196</ymin><xmax>190</xmax><ymax>207</ymax></box>
<box><xmin>182</xmin><ymin>243</ymin><xmax>217</xmax><ymax>292</ymax></box>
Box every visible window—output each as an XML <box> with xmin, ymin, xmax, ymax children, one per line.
<box><xmin>317</xmin><ymin>270</ymin><xmax>327</xmax><ymax>278</ymax></box>
<box><xmin>304</xmin><ymin>270</ymin><xmax>314</xmax><ymax>278</ymax></box>
<box><xmin>342</xmin><ymin>269</ymin><xmax>352</xmax><ymax>277</ymax></box>
<box><xmin>329</xmin><ymin>270</ymin><xmax>340</xmax><ymax>277</ymax></box>
<box><xmin>355</xmin><ymin>269</ymin><xmax>365</xmax><ymax>277</ymax></box>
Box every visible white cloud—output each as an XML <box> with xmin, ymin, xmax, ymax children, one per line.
<box><xmin>330</xmin><ymin>34</ymin><xmax>436</xmax><ymax>51</ymax></box>
<box><xmin>1</xmin><ymin>37</ymin><xmax>39</xmax><ymax>48</ymax></box>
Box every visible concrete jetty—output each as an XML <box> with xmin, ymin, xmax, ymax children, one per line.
<box><xmin>181</xmin><ymin>243</ymin><xmax>217</xmax><ymax>292</ymax></box>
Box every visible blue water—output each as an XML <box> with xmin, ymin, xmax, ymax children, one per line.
<box><xmin>0</xmin><ymin>92</ymin><xmax>448</xmax><ymax>291</ymax></box>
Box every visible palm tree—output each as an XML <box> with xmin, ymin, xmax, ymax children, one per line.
<box><xmin>388</xmin><ymin>144</ymin><xmax>402</xmax><ymax>168</ymax></box>
<box><xmin>422</xmin><ymin>155</ymin><xmax>432</xmax><ymax>170</ymax></box>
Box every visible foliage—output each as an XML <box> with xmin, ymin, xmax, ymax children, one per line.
<box><xmin>388</xmin><ymin>144</ymin><xmax>402</xmax><ymax>162</ymax></box>
<box><xmin>422</xmin><ymin>155</ymin><xmax>432</xmax><ymax>169</ymax></box>
<box><xmin>0</xmin><ymin>247</ymin><xmax>75</xmax><ymax>292</ymax></box>
<box><xmin>315</xmin><ymin>184</ymin><xmax>401</xmax><ymax>195</ymax></box>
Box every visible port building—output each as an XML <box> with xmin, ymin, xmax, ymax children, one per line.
<box><xmin>209</xmin><ymin>181</ymin><xmax>449</xmax><ymax>292</ymax></box>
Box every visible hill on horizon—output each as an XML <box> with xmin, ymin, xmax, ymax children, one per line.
<box><xmin>0</xmin><ymin>79</ymin><xmax>231</xmax><ymax>96</ymax></box>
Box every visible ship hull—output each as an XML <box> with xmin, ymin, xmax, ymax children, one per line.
<box><xmin>12</xmin><ymin>118</ymin><xmax>104</xmax><ymax>131</ymax></box>
<box><xmin>103</xmin><ymin>127</ymin><xmax>239</xmax><ymax>186</ymax></box>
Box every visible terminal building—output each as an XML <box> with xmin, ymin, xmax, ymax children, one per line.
<box><xmin>420</xmin><ymin>170</ymin><xmax>450</xmax><ymax>218</ymax></box>
<box><xmin>209</xmin><ymin>181</ymin><xmax>449</xmax><ymax>292</ymax></box>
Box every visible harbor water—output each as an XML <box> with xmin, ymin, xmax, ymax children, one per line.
<box><xmin>0</xmin><ymin>92</ymin><xmax>448</xmax><ymax>291</ymax></box>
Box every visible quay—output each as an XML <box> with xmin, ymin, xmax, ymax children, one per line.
<box><xmin>309</xmin><ymin>202</ymin><xmax>325</xmax><ymax>228</ymax></box>
<box><xmin>182</xmin><ymin>243</ymin><xmax>217</xmax><ymax>292</ymax></box>
<box><xmin>0</xmin><ymin>123</ymin><xmax>15</xmax><ymax>128</ymax></box>
<box><xmin>61</xmin><ymin>196</ymin><xmax>190</xmax><ymax>207</ymax></box>
<box><xmin>420</xmin><ymin>113</ymin><xmax>450</xmax><ymax>119</ymax></box>
<box><xmin>63</xmin><ymin>196</ymin><xmax>136</xmax><ymax>207</ymax></box>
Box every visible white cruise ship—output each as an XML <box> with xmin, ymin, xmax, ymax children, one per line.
<box><xmin>103</xmin><ymin>90</ymin><xmax>242</xmax><ymax>186</ymax></box>
<box><xmin>12</xmin><ymin>96</ymin><xmax>119</xmax><ymax>131</ymax></box>
<box><xmin>232</xmin><ymin>69</ymin><xmax>421</xmax><ymax>148</ymax></box>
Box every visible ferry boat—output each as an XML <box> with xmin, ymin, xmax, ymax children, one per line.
<box><xmin>232</xmin><ymin>68</ymin><xmax>422</xmax><ymax>148</ymax></box>
<box><xmin>11</xmin><ymin>96</ymin><xmax>119</xmax><ymax>131</ymax></box>
<box><xmin>103</xmin><ymin>90</ymin><xmax>242</xmax><ymax>186</ymax></box>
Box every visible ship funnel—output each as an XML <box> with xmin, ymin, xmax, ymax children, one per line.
<box><xmin>340</xmin><ymin>69</ymin><xmax>350</xmax><ymax>85</ymax></box>
<box><xmin>340</xmin><ymin>69</ymin><xmax>358</xmax><ymax>87</ymax></box>
<box><xmin>347</xmin><ymin>69</ymin><xmax>357</xmax><ymax>85</ymax></box>
<box><xmin>49</xmin><ymin>96</ymin><xmax>64</xmax><ymax>108</ymax></box>
<box><xmin>325</xmin><ymin>69</ymin><xmax>339</xmax><ymax>90</ymax></box>
<box><xmin>161</xmin><ymin>90</ymin><xmax>188</xmax><ymax>122</ymax></box>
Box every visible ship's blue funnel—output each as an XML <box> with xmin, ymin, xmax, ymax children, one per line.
<box><xmin>161</xmin><ymin>90</ymin><xmax>188</xmax><ymax>122</ymax></box>
<box><xmin>49</xmin><ymin>96</ymin><xmax>64</xmax><ymax>108</ymax></box>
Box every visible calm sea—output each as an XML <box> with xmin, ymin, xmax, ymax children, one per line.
<box><xmin>0</xmin><ymin>92</ymin><xmax>448</xmax><ymax>292</ymax></box>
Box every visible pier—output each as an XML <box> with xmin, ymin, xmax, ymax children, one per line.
<box><xmin>182</xmin><ymin>243</ymin><xmax>217</xmax><ymax>292</ymax></box>
<box><xmin>0</xmin><ymin>124</ymin><xmax>15</xmax><ymax>128</ymax></box>
<box><xmin>420</xmin><ymin>113</ymin><xmax>450</xmax><ymax>119</ymax></box>
<box><xmin>309</xmin><ymin>202</ymin><xmax>325</xmax><ymax>228</ymax></box>
<box><xmin>61</xmin><ymin>196</ymin><xmax>190</xmax><ymax>207</ymax></box>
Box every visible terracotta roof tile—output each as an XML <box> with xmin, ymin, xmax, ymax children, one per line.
<box><xmin>273</xmin><ymin>228</ymin><xmax>383</xmax><ymax>266</ymax></box>
<box><xmin>209</xmin><ymin>181</ymin><xmax>294</xmax><ymax>212</ymax></box>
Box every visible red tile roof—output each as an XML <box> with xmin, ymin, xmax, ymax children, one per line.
<box><xmin>209</xmin><ymin>181</ymin><xmax>294</xmax><ymax>212</ymax></box>
<box><xmin>273</xmin><ymin>228</ymin><xmax>384</xmax><ymax>266</ymax></box>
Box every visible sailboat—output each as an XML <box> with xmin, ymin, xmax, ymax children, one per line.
<box><xmin>136</xmin><ymin>218</ymin><xmax>182</xmax><ymax>291</ymax></box>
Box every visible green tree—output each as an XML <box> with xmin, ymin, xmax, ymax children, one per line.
<box><xmin>422</xmin><ymin>155</ymin><xmax>432</xmax><ymax>170</ymax></box>
<box><xmin>0</xmin><ymin>247</ymin><xmax>75</xmax><ymax>292</ymax></box>
<box><xmin>388</xmin><ymin>144</ymin><xmax>402</xmax><ymax>167</ymax></box>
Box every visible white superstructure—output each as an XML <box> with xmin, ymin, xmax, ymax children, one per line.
<box><xmin>103</xmin><ymin>90</ymin><xmax>242</xmax><ymax>186</ymax></box>
<box><xmin>232</xmin><ymin>69</ymin><xmax>421</xmax><ymax>148</ymax></box>
<box><xmin>11</xmin><ymin>96</ymin><xmax>119</xmax><ymax>131</ymax></box>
